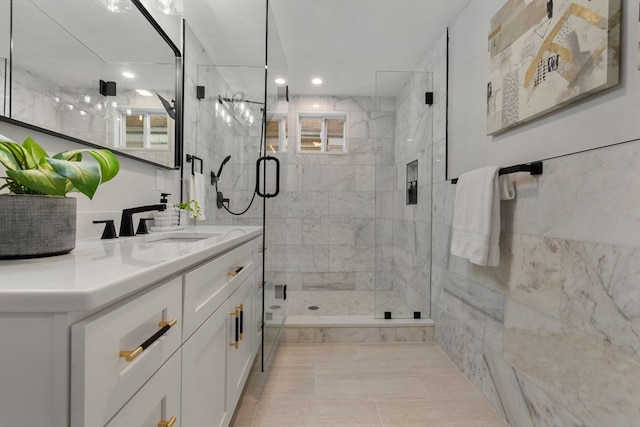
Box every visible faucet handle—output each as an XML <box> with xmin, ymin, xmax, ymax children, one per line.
<box><xmin>136</xmin><ymin>218</ymin><xmax>154</xmax><ymax>235</ymax></box>
<box><xmin>93</xmin><ymin>220</ymin><xmax>117</xmax><ymax>239</ymax></box>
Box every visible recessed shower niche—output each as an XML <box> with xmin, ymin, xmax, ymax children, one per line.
<box><xmin>406</xmin><ymin>160</ymin><xmax>418</xmax><ymax>205</ymax></box>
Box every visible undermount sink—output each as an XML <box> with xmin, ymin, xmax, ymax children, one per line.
<box><xmin>143</xmin><ymin>231</ymin><xmax>224</xmax><ymax>243</ymax></box>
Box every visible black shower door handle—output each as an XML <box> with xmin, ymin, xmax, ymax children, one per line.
<box><xmin>256</xmin><ymin>156</ymin><xmax>280</xmax><ymax>198</ymax></box>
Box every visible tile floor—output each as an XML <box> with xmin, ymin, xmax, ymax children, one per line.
<box><xmin>230</xmin><ymin>342</ymin><xmax>510</xmax><ymax>427</ymax></box>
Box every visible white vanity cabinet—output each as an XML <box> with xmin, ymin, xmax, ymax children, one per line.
<box><xmin>181</xmin><ymin>240</ymin><xmax>258</xmax><ymax>427</ymax></box>
<box><xmin>0</xmin><ymin>228</ymin><xmax>263</xmax><ymax>427</ymax></box>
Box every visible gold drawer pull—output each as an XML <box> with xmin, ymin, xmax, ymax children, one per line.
<box><xmin>158</xmin><ymin>416</ymin><xmax>176</xmax><ymax>427</ymax></box>
<box><xmin>227</xmin><ymin>265</ymin><xmax>245</xmax><ymax>277</ymax></box>
<box><xmin>119</xmin><ymin>319</ymin><xmax>178</xmax><ymax>362</ymax></box>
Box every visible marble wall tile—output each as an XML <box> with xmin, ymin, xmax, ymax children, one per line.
<box><xmin>315</xmin><ymin>327</ymin><xmax>395</xmax><ymax>343</ymax></box>
<box><xmin>503</xmin><ymin>234</ymin><xmax>640</xmax><ymax>357</ymax></box>
<box><xmin>325</xmin><ymin>218</ymin><xmax>356</xmax><ymax>245</ymax></box>
<box><xmin>376</xmin><ymin>245</ymin><xmax>394</xmax><ymax>273</ymax></box>
<box><xmin>299</xmin><ymin>164</ymin><xmax>356</xmax><ymax>192</ymax></box>
<box><xmin>354</xmin><ymin>219</ymin><xmax>376</xmax><ymax>246</ymax></box>
<box><xmin>329</xmin><ymin>245</ymin><xmax>376</xmax><ymax>272</ymax></box>
<box><xmin>505</xmin><ymin>140</ymin><xmax>640</xmax><ymax>246</ymax></box>
<box><xmin>395</xmin><ymin>326</ymin><xmax>435</xmax><ymax>342</ymax></box>
<box><xmin>355</xmin><ymin>165</ymin><xmax>376</xmax><ymax>192</ymax></box>
<box><xmin>281</xmin><ymin>327</ymin><xmax>315</xmax><ymax>343</ymax></box>
<box><xmin>355</xmin><ymin>272</ymin><xmax>376</xmax><ymax>291</ymax></box>
<box><xmin>301</xmin><ymin>272</ymin><xmax>356</xmax><ymax>291</ymax></box>
<box><xmin>302</xmin><ymin>218</ymin><xmax>330</xmax><ymax>246</ymax></box>
<box><xmin>377</xmin><ymin>137</ymin><xmax>396</xmax><ymax>165</ymax></box>
<box><xmin>375</xmin><ymin>190</ymin><xmax>395</xmax><ymax>219</ymax></box>
<box><xmin>348</xmin><ymin>111</ymin><xmax>374</xmax><ymax>139</ymax></box>
<box><xmin>504</xmin><ymin>300</ymin><xmax>640</xmax><ymax>427</ymax></box>
<box><xmin>514</xmin><ymin>370</ymin><xmax>589</xmax><ymax>427</ymax></box>
<box><xmin>286</xmin><ymin>191</ymin><xmax>329</xmax><ymax>218</ymax></box>
<box><xmin>559</xmin><ymin>241</ymin><xmax>640</xmax><ymax>357</ymax></box>
<box><xmin>443</xmin><ymin>273</ymin><xmax>505</xmax><ymax>323</ymax></box>
<box><xmin>376</xmin><ymin>271</ymin><xmax>395</xmax><ymax>292</ymax></box>
<box><xmin>328</xmin><ymin>192</ymin><xmax>376</xmax><ymax>219</ymax></box>
<box><xmin>375</xmin><ymin>164</ymin><xmax>395</xmax><ymax>192</ymax></box>
<box><xmin>285</xmin><ymin>245</ymin><xmax>330</xmax><ymax>273</ymax></box>
<box><xmin>375</xmin><ymin>218</ymin><xmax>393</xmax><ymax>245</ymax></box>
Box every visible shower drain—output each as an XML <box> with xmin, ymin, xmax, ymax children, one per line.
<box><xmin>307</xmin><ymin>305</ymin><xmax>319</xmax><ymax>311</ymax></box>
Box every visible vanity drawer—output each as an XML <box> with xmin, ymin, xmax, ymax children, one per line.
<box><xmin>105</xmin><ymin>350</ymin><xmax>181</xmax><ymax>427</ymax></box>
<box><xmin>71</xmin><ymin>277</ymin><xmax>182</xmax><ymax>427</ymax></box>
<box><xmin>183</xmin><ymin>240</ymin><xmax>255</xmax><ymax>339</ymax></box>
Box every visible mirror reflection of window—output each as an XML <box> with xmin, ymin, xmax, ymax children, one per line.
<box><xmin>149</xmin><ymin>114</ymin><xmax>169</xmax><ymax>149</ymax></box>
<box><xmin>124</xmin><ymin>114</ymin><xmax>144</xmax><ymax>148</ymax></box>
<box><xmin>121</xmin><ymin>109</ymin><xmax>169</xmax><ymax>150</ymax></box>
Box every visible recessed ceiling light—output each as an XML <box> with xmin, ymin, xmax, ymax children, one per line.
<box><xmin>275</xmin><ymin>78</ymin><xmax>286</xmax><ymax>85</ymax></box>
<box><xmin>312</xmin><ymin>78</ymin><xmax>322</xmax><ymax>85</ymax></box>
<box><xmin>122</xmin><ymin>71</ymin><xmax>135</xmax><ymax>79</ymax></box>
<box><xmin>136</xmin><ymin>89</ymin><xmax>154</xmax><ymax>96</ymax></box>
<box><xmin>313</xmin><ymin>104</ymin><xmax>320</xmax><ymax>108</ymax></box>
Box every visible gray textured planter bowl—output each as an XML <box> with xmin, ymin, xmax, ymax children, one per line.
<box><xmin>0</xmin><ymin>194</ymin><xmax>76</xmax><ymax>259</ymax></box>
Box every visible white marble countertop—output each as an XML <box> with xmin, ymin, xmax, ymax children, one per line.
<box><xmin>0</xmin><ymin>226</ymin><xmax>262</xmax><ymax>313</ymax></box>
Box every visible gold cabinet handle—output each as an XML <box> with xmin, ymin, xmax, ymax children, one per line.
<box><xmin>119</xmin><ymin>319</ymin><xmax>178</xmax><ymax>362</ymax></box>
<box><xmin>158</xmin><ymin>416</ymin><xmax>176</xmax><ymax>427</ymax></box>
<box><xmin>227</xmin><ymin>265</ymin><xmax>245</xmax><ymax>277</ymax></box>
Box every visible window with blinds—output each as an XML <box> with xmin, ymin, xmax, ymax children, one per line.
<box><xmin>298</xmin><ymin>114</ymin><xmax>347</xmax><ymax>153</ymax></box>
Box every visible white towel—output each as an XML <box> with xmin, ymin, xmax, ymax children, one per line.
<box><xmin>450</xmin><ymin>166</ymin><xmax>515</xmax><ymax>267</ymax></box>
<box><xmin>189</xmin><ymin>172</ymin><xmax>207</xmax><ymax>221</ymax></box>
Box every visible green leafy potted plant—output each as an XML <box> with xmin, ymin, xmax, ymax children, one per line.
<box><xmin>0</xmin><ymin>134</ymin><xmax>120</xmax><ymax>259</ymax></box>
<box><xmin>176</xmin><ymin>199</ymin><xmax>202</xmax><ymax>226</ymax></box>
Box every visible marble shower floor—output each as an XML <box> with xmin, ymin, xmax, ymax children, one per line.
<box><xmin>230</xmin><ymin>342</ymin><xmax>509</xmax><ymax>427</ymax></box>
<box><xmin>286</xmin><ymin>290</ymin><xmax>417</xmax><ymax>318</ymax></box>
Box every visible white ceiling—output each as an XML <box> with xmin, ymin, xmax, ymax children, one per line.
<box><xmin>182</xmin><ymin>0</ymin><xmax>472</xmax><ymax>97</ymax></box>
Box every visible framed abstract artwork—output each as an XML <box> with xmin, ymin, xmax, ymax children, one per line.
<box><xmin>486</xmin><ymin>0</ymin><xmax>621</xmax><ymax>135</ymax></box>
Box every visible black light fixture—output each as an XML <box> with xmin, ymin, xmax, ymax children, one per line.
<box><xmin>99</xmin><ymin>80</ymin><xmax>116</xmax><ymax>96</ymax></box>
<box><xmin>196</xmin><ymin>85</ymin><xmax>205</xmax><ymax>100</ymax></box>
<box><xmin>425</xmin><ymin>92</ymin><xmax>433</xmax><ymax>106</ymax></box>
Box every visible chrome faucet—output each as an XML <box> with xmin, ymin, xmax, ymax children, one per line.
<box><xmin>119</xmin><ymin>204</ymin><xmax>166</xmax><ymax>237</ymax></box>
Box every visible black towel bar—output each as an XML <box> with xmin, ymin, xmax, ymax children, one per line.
<box><xmin>450</xmin><ymin>161</ymin><xmax>543</xmax><ymax>184</ymax></box>
<box><xmin>186</xmin><ymin>154</ymin><xmax>203</xmax><ymax>175</ymax></box>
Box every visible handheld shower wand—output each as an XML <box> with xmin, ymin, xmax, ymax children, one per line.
<box><xmin>211</xmin><ymin>155</ymin><xmax>231</xmax><ymax>185</ymax></box>
<box><xmin>211</xmin><ymin>155</ymin><xmax>232</xmax><ymax>208</ymax></box>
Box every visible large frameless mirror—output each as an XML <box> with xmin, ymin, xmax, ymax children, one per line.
<box><xmin>0</xmin><ymin>0</ymin><xmax>182</xmax><ymax>169</ymax></box>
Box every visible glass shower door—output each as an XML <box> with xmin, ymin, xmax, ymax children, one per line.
<box><xmin>374</xmin><ymin>70</ymin><xmax>433</xmax><ymax>319</ymax></box>
<box><xmin>261</xmin><ymin>0</ymin><xmax>289</xmax><ymax>369</ymax></box>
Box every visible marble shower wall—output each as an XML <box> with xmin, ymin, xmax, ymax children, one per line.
<box><xmin>182</xmin><ymin>24</ymin><xmax>263</xmax><ymax>227</ymax></box>
<box><xmin>423</xmin><ymin>29</ymin><xmax>640</xmax><ymax>427</ymax></box>
<box><xmin>11</xmin><ymin>65</ymin><xmax>106</xmax><ymax>146</ymax></box>
<box><xmin>269</xmin><ymin>96</ymin><xmax>393</xmax><ymax>304</ymax></box>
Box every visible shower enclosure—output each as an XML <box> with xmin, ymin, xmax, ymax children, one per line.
<box><xmin>192</xmin><ymin>5</ymin><xmax>434</xmax><ymax>367</ymax></box>
<box><xmin>192</xmin><ymin>1</ymin><xmax>289</xmax><ymax>369</ymax></box>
